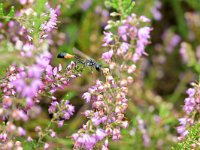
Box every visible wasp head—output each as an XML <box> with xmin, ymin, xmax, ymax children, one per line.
<box><xmin>95</xmin><ymin>63</ymin><xmax>102</xmax><ymax>72</ymax></box>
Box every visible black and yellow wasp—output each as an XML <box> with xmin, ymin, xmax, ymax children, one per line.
<box><xmin>57</xmin><ymin>48</ymin><xmax>102</xmax><ymax>72</ymax></box>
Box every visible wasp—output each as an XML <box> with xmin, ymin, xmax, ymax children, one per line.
<box><xmin>57</xmin><ymin>48</ymin><xmax>102</xmax><ymax>72</ymax></box>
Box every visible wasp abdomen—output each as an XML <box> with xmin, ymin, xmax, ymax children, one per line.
<box><xmin>57</xmin><ymin>53</ymin><xmax>74</xmax><ymax>59</ymax></box>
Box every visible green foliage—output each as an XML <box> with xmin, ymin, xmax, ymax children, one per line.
<box><xmin>172</xmin><ymin>123</ymin><xmax>200</xmax><ymax>150</ymax></box>
<box><xmin>0</xmin><ymin>3</ymin><xmax>15</xmax><ymax>21</ymax></box>
<box><xmin>63</xmin><ymin>91</ymin><xmax>77</xmax><ymax>100</ymax></box>
<box><xmin>132</xmin><ymin>0</ymin><xmax>155</xmax><ymax>18</ymax></box>
<box><xmin>170</xmin><ymin>0</ymin><xmax>188</xmax><ymax>40</ymax></box>
<box><xmin>105</xmin><ymin>0</ymin><xmax>135</xmax><ymax>18</ymax></box>
<box><xmin>32</xmin><ymin>0</ymin><xmax>48</xmax><ymax>38</ymax></box>
<box><xmin>183</xmin><ymin>0</ymin><xmax>200</xmax><ymax>11</ymax></box>
<box><xmin>0</xmin><ymin>3</ymin><xmax>4</xmax><ymax>17</ymax></box>
<box><xmin>22</xmin><ymin>139</ymin><xmax>36</xmax><ymax>150</ymax></box>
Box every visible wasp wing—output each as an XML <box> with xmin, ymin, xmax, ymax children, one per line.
<box><xmin>73</xmin><ymin>47</ymin><xmax>93</xmax><ymax>60</ymax></box>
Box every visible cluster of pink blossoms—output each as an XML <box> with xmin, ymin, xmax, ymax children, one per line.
<box><xmin>177</xmin><ymin>83</ymin><xmax>200</xmax><ymax>140</ymax></box>
<box><xmin>102</xmin><ymin>14</ymin><xmax>151</xmax><ymax>64</ymax></box>
<box><xmin>72</xmin><ymin>13</ymin><xmax>151</xmax><ymax>149</ymax></box>
<box><xmin>73</xmin><ymin>72</ymin><xmax>128</xmax><ymax>150</ymax></box>
<box><xmin>41</xmin><ymin>6</ymin><xmax>58</xmax><ymax>36</ymax></box>
<box><xmin>0</xmin><ymin>3</ymin><xmax>80</xmax><ymax>149</ymax></box>
<box><xmin>0</xmin><ymin>50</ymin><xmax>80</xmax><ymax>148</ymax></box>
<box><xmin>48</xmin><ymin>100</ymin><xmax>75</xmax><ymax>127</ymax></box>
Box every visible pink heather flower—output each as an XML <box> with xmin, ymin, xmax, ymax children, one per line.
<box><xmin>53</xmin><ymin>67</ymin><xmax>58</xmax><ymax>76</ymax></box>
<box><xmin>120</xmin><ymin>42</ymin><xmax>130</xmax><ymax>53</ymax></box>
<box><xmin>151</xmin><ymin>8</ymin><xmax>162</xmax><ymax>21</ymax></box>
<box><xmin>82</xmin><ymin>92</ymin><xmax>91</xmax><ymax>103</ymax></box>
<box><xmin>73</xmin><ymin>133</ymin><xmax>97</xmax><ymax>150</ymax></box>
<box><xmin>179</xmin><ymin>42</ymin><xmax>189</xmax><ymax>64</ymax></box>
<box><xmin>112</xmin><ymin>128</ymin><xmax>121</xmax><ymax>140</ymax></box>
<box><xmin>58</xmin><ymin>120</ymin><xmax>64</xmax><ymax>127</ymax></box>
<box><xmin>118</xmin><ymin>25</ymin><xmax>128</xmax><ymax>41</ymax></box>
<box><xmin>44</xmin><ymin>143</ymin><xmax>49</xmax><ymax>150</ymax></box>
<box><xmin>0</xmin><ymin>133</ymin><xmax>7</xmax><ymax>142</ymax></box>
<box><xmin>122</xmin><ymin>121</ymin><xmax>129</xmax><ymax>128</ymax></box>
<box><xmin>81</xmin><ymin>0</ymin><xmax>92</xmax><ymax>10</ymax></box>
<box><xmin>178</xmin><ymin>118</ymin><xmax>187</xmax><ymax>126</ymax></box>
<box><xmin>133</xmin><ymin>27</ymin><xmax>151</xmax><ymax>62</ymax></box>
<box><xmin>186</xmin><ymin>88</ymin><xmax>195</xmax><ymax>97</ymax></box>
<box><xmin>49</xmin><ymin>100</ymin><xmax>74</xmax><ymax>121</ymax></box>
<box><xmin>139</xmin><ymin>16</ymin><xmax>150</xmax><ymax>22</ymax></box>
<box><xmin>169</xmin><ymin>35</ymin><xmax>180</xmax><ymax>50</ymax></box>
<box><xmin>12</xmin><ymin>110</ymin><xmax>28</xmax><ymax>121</ymax></box>
<box><xmin>137</xmin><ymin>27</ymin><xmax>151</xmax><ymax>43</ymax></box>
<box><xmin>24</xmin><ymin>79</ymin><xmax>42</xmax><ymax>98</ymax></box>
<box><xmin>41</xmin><ymin>8</ymin><xmax>57</xmax><ymax>32</ymax></box>
<box><xmin>63</xmin><ymin>112</ymin><xmax>70</xmax><ymax>120</ymax></box>
<box><xmin>19</xmin><ymin>0</ymin><xmax>27</xmax><ymax>5</ymax></box>
<box><xmin>151</xmin><ymin>1</ymin><xmax>162</xmax><ymax>21</ymax></box>
<box><xmin>0</xmin><ymin>22</ymin><xmax>3</xmax><ymax>28</ymax></box>
<box><xmin>48</xmin><ymin>101</ymin><xmax>58</xmax><ymax>113</ymax></box>
<box><xmin>143</xmin><ymin>134</ymin><xmax>151</xmax><ymax>147</ymax></box>
<box><xmin>103</xmin><ymin>32</ymin><xmax>113</xmax><ymax>46</ymax></box>
<box><xmin>58</xmin><ymin>64</ymin><xmax>62</xmax><ymax>71</ymax></box>
<box><xmin>26</xmin><ymin>97</ymin><xmax>34</xmax><ymax>108</ymax></box>
<box><xmin>164</xmin><ymin>33</ymin><xmax>181</xmax><ymax>53</ymax></box>
<box><xmin>183</xmin><ymin>97</ymin><xmax>195</xmax><ymax>114</ymax></box>
<box><xmin>28</xmin><ymin>65</ymin><xmax>43</xmax><ymax>78</ymax></box>
<box><xmin>36</xmin><ymin>51</ymin><xmax>52</xmax><ymax>68</ymax></box>
<box><xmin>177</xmin><ymin>125</ymin><xmax>188</xmax><ymax>138</ymax></box>
<box><xmin>102</xmin><ymin>50</ymin><xmax>113</xmax><ymax>62</ymax></box>
<box><xmin>22</xmin><ymin>43</ymin><xmax>34</xmax><ymax>51</ymax></box>
<box><xmin>46</xmin><ymin>65</ymin><xmax>53</xmax><ymax>76</ymax></box>
<box><xmin>96</xmin><ymin>129</ymin><xmax>107</xmax><ymax>140</ymax></box>
<box><xmin>65</xmin><ymin>101</ymin><xmax>75</xmax><ymax>113</ymax></box>
<box><xmin>27</xmin><ymin>136</ymin><xmax>33</xmax><ymax>142</ymax></box>
<box><xmin>12</xmin><ymin>72</ymin><xmax>43</xmax><ymax>99</ymax></box>
<box><xmin>3</xmin><ymin>96</ymin><xmax>12</xmax><ymax>108</ymax></box>
<box><xmin>17</xmin><ymin>127</ymin><xmax>26</xmax><ymax>136</ymax></box>
<box><xmin>50</xmin><ymin>130</ymin><xmax>56</xmax><ymax>138</ymax></box>
<box><xmin>177</xmin><ymin>84</ymin><xmax>200</xmax><ymax>140</ymax></box>
<box><xmin>91</xmin><ymin>117</ymin><xmax>101</xmax><ymax>126</ymax></box>
<box><xmin>177</xmin><ymin>126</ymin><xmax>185</xmax><ymax>134</ymax></box>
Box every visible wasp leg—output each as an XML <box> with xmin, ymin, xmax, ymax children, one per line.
<box><xmin>74</xmin><ymin>61</ymin><xmax>80</xmax><ymax>72</ymax></box>
<box><xmin>91</xmin><ymin>66</ymin><xmax>95</xmax><ymax>74</ymax></box>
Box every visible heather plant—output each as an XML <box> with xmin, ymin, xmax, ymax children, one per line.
<box><xmin>0</xmin><ymin>0</ymin><xmax>200</xmax><ymax>150</ymax></box>
<box><xmin>0</xmin><ymin>1</ymin><xmax>80</xmax><ymax>149</ymax></box>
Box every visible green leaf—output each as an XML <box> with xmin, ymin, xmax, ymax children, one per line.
<box><xmin>0</xmin><ymin>3</ymin><xmax>4</xmax><ymax>17</ymax></box>
<box><xmin>63</xmin><ymin>91</ymin><xmax>77</xmax><ymax>100</ymax></box>
<box><xmin>8</xmin><ymin>6</ymin><xmax>15</xmax><ymax>17</ymax></box>
<box><xmin>184</xmin><ymin>0</ymin><xmax>200</xmax><ymax>11</ymax></box>
<box><xmin>0</xmin><ymin>3</ymin><xmax>15</xmax><ymax>21</ymax></box>
<box><xmin>105</xmin><ymin>0</ymin><xmax>135</xmax><ymax>18</ymax></box>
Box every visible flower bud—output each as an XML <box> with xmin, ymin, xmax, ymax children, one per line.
<box><xmin>120</xmin><ymin>79</ymin><xmax>127</xmax><ymax>87</ymax></box>
<box><xmin>105</xmin><ymin>127</ymin><xmax>112</xmax><ymax>135</ymax></box>
<box><xmin>127</xmin><ymin>64</ymin><xmax>136</xmax><ymax>74</ymax></box>
<box><xmin>122</xmin><ymin>121</ymin><xmax>129</xmax><ymax>128</ymax></box>
<box><xmin>127</xmin><ymin>76</ymin><xmax>134</xmax><ymax>84</ymax></box>
<box><xmin>109</xmin><ymin>62</ymin><xmax>116</xmax><ymax>70</ymax></box>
